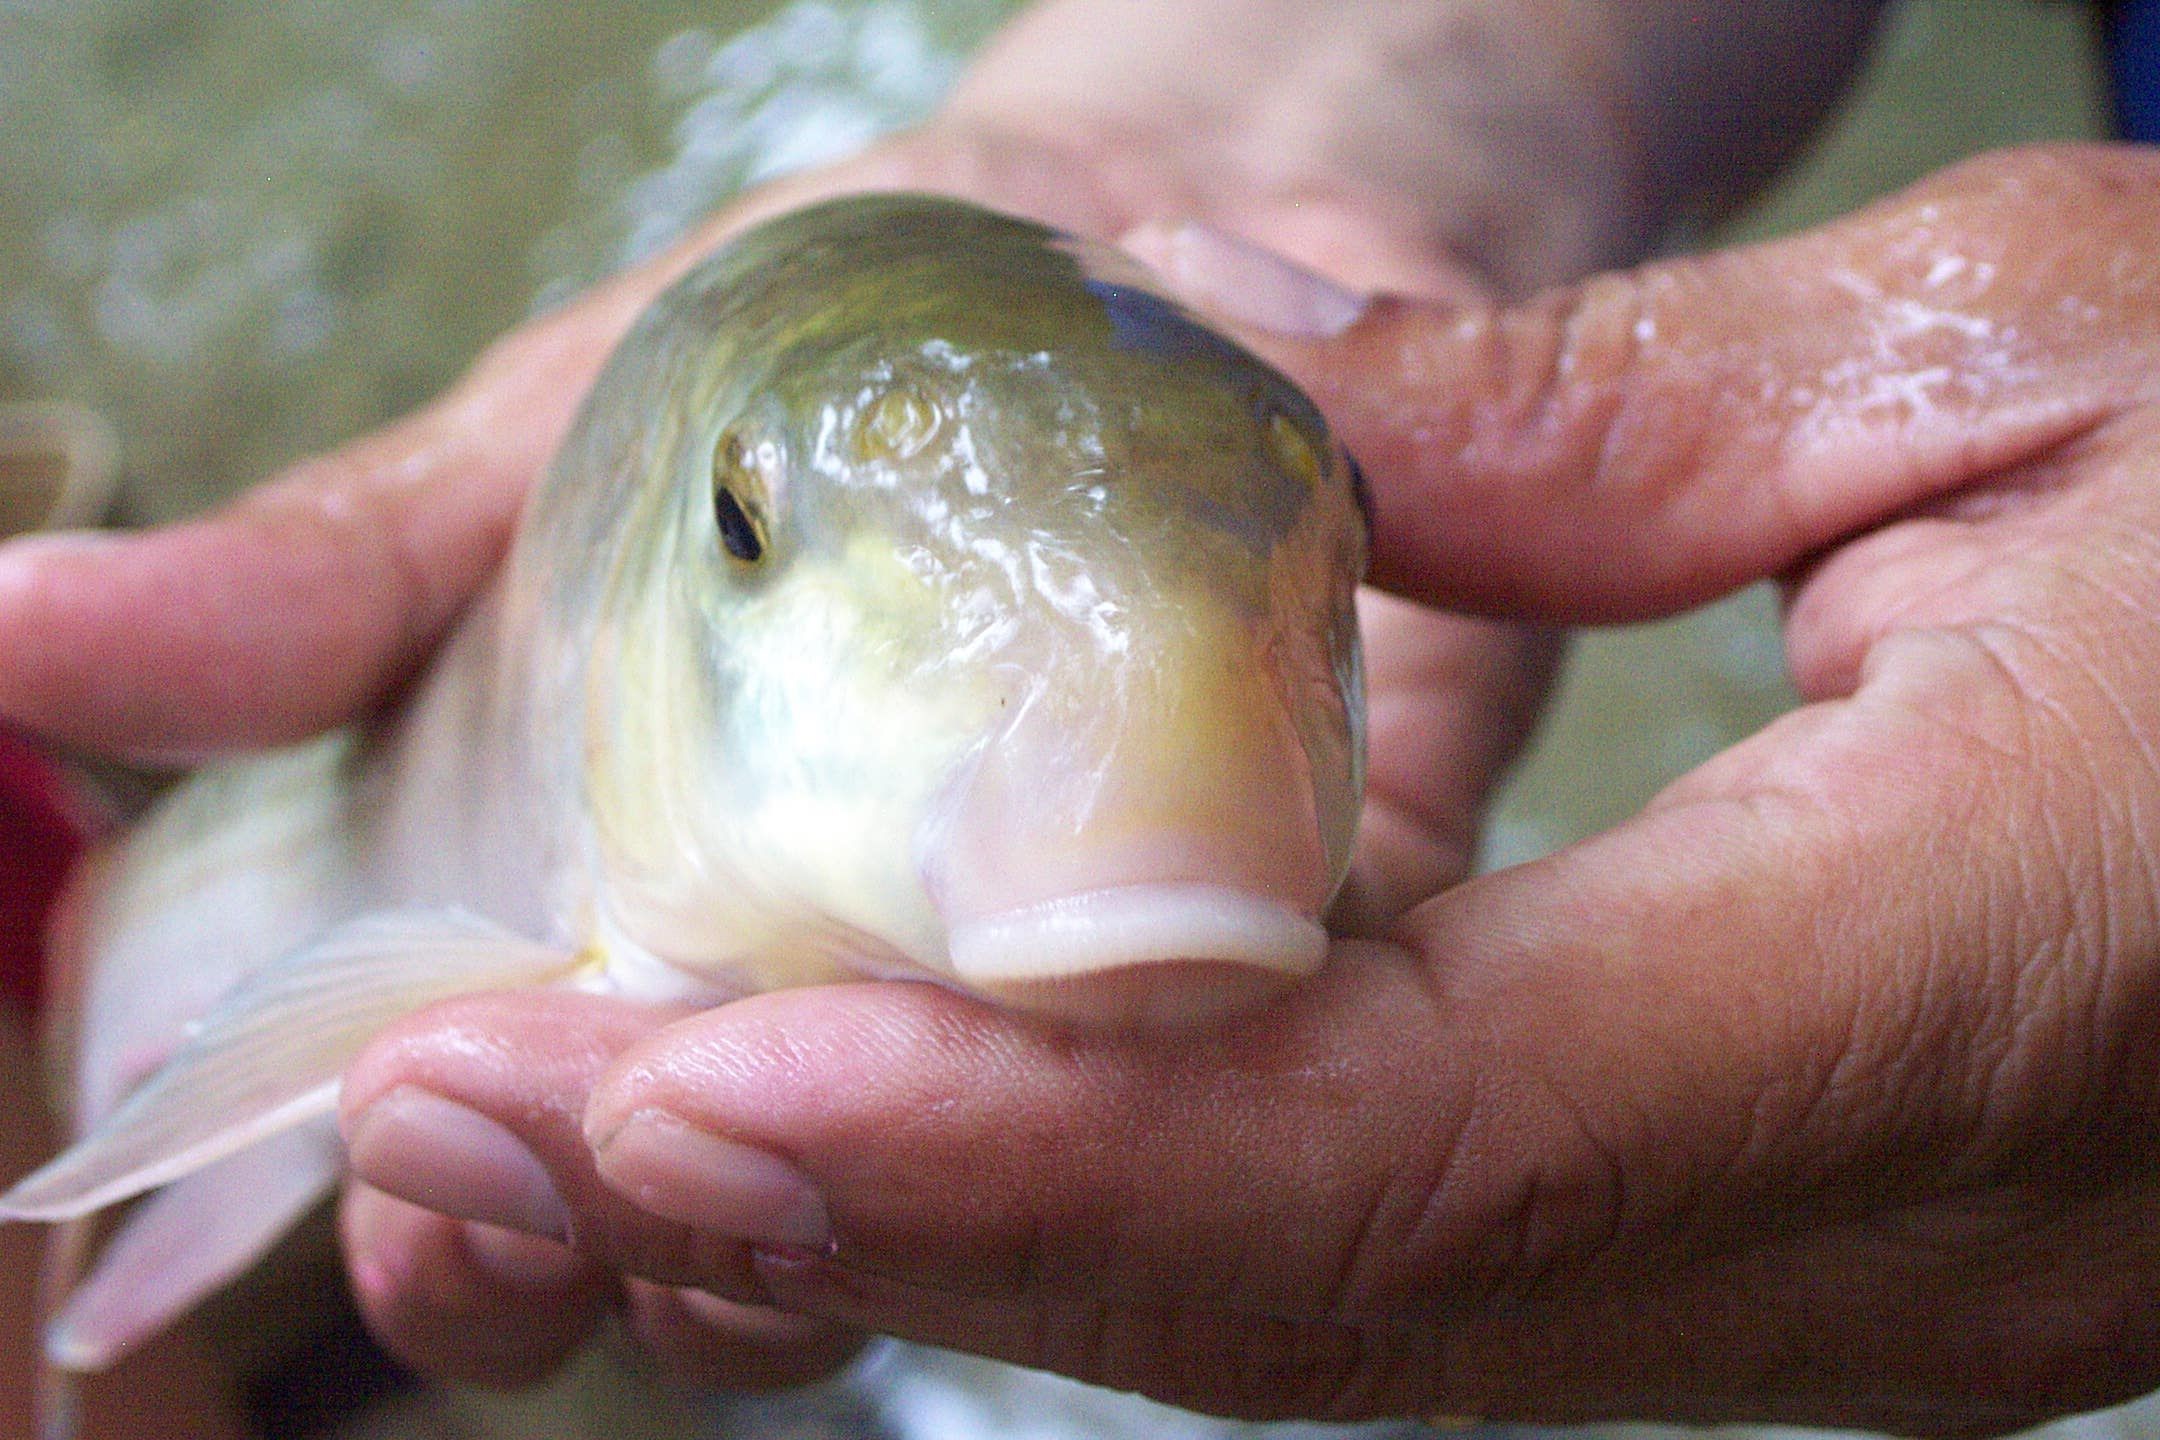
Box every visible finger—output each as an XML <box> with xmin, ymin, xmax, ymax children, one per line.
<box><xmin>340</xmin><ymin>989</ymin><xmax>870</xmax><ymax>1389</ymax></box>
<box><xmin>0</xmin><ymin>265</ymin><xmax>659</xmax><ymax>762</ymax></box>
<box><xmin>1190</xmin><ymin>144</ymin><xmax>2160</xmax><ymax>620</ymax></box>
<box><xmin>618</xmin><ymin>1280</ymin><xmax>865</xmax><ymax>1391</ymax></box>
<box><xmin>574</xmin><ymin>962</ymin><xmax>1526</xmax><ymax>1317</ymax></box>
<box><xmin>1340</xmin><ymin>590</ymin><xmax>1562</xmax><ymax>930</ymax></box>
<box><xmin>340</xmin><ymin>1184</ymin><xmax>609</xmax><ymax>1388</ymax></box>
<box><xmin>339</xmin><ymin>992</ymin><xmax>783</xmax><ymax>1304</ymax></box>
<box><xmin>341</xmin><ymin>991</ymin><xmax>881</xmax><ymax>1387</ymax></box>
<box><xmin>344</xmin><ymin>963</ymin><xmax>1481</xmax><ymax>1415</ymax></box>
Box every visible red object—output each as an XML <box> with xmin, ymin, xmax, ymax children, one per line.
<box><xmin>0</xmin><ymin>731</ymin><xmax>92</xmax><ymax>1019</ymax></box>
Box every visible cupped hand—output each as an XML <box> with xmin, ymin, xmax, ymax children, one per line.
<box><xmin>0</xmin><ymin>114</ymin><xmax>1549</xmax><ymax>1393</ymax></box>
<box><xmin>334</xmin><ymin>142</ymin><xmax>2160</xmax><ymax>1433</ymax></box>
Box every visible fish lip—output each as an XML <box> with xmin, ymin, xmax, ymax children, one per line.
<box><xmin>945</xmin><ymin>882</ymin><xmax>1328</xmax><ymax>986</ymax></box>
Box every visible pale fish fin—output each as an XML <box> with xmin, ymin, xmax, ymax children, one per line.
<box><xmin>35</xmin><ymin>1215</ymin><xmax>93</xmax><ymax>1440</ymax></box>
<box><xmin>0</xmin><ymin>909</ymin><xmax>580</xmax><ymax>1221</ymax></box>
<box><xmin>45</xmin><ymin>1121</ymin><xmax>343</xmax><ymax>1373</ymax></box>
<box><xmin>36</xmin><ymin>1364</ymin><xmax>76</xmax><ymax>1440</ymax></box>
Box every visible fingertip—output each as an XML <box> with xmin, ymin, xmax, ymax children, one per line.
<box><xmin>621</xmin><ymin>1279</ymin><xmax>864</xmax><ymax>1390</ymax></box>
<box><xmin>343</xmin><ymin>989</ymin><xmax>676</xmax><ymax>1126</ymax></box>
<box><xmin>458</xmin><ymin>1221</ymin><xmax>588</xmax><ymax>1293</ymax></box>
<box><xmin>344</xmin><ymin>1084</ymin><xmax>573</xmax><ymax>1242</ymax></box>
<box><xmin>338</xmin><ymin>993</ymin><xmax>683</xmax><ymax>1246</ymax></box>
<box><xmin>0</xmin><ymin>463</ymin><xmax>495</xmax><ymax>759</ymax></box>
<box><xmin>1120</xmin><ymin>220</ymin><xmax>1368</xmax><ymax>338</ymax></box>
<box><xmin>340</xmin><ymin>1186</ymin><xmax>608</xmax><ymax>1388</ymax></box>
<box><xmin>0</xmin><ymin>366</ymin><xmax>538</xmax><ymax>758</ymax></box>
<box><xmin>581</xmin><ymin>981</ymin><xmax>1008</xmax><ymax>1148</ymax></box>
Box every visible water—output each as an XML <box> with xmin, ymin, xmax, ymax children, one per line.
<box><xmin>0</xmin><ymin>1</ymin><xmax>2146</xmax><ymax>1438</ymax></box>
<box><xmin>0</xmin><ymin>0</ymin><xmax>1011</xmax><ymax>526</ymax></box>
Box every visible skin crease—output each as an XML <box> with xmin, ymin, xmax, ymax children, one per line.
<box><xmin>16</xmin><ymin>0</ymin><xmax>2160</xmax><ymax>1434</ymax></box>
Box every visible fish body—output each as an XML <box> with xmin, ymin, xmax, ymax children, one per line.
<box><xmin>0</xmin><ymin>195</ymin><xmax>1368</xmax><ymax>1368</ymax></box>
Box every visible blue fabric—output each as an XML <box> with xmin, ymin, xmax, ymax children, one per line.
<box><xmin>2110</xmin><ymin>0</ymin><xmax>2160</xmax><ymax>142</ymax></box>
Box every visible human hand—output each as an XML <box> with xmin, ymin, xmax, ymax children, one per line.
<box><xmin>0</xmin><ymin>0</ymin><xmax>1893</xmax><ymax>1410</ymax></box>
<box><xmin>0</xmin><ymin>92</ymin><xmax>1557</xmax><ymax>1393</ymax></box>
<box><xmin>336</xmin><ymin>143</ymin><xmax>2160</xmax><ymax>1434</ymax></box>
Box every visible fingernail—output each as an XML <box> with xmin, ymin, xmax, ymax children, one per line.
<box><xmin>593</xmin><ymin>1110</ymin><xmax>830</xmax><ymax>1252</ymax></box>
<box><xmin>461</xmin><ymin>1222</ymin><xmax>584</xmax><ymax>1291</ymax></box>
<box><xmin>0</xmin><ymin>529</ymin><xmax>119</xmax><ymax>560</ymax></box>
<box><xmin>0</xmin><ymin>531</ymin><xmax>116</xmax><ymax>596</ymax></box>
<box><xmin>671</xmin><ymin>1286</ymin><xmax>752</xmax><ymax>1328</ymax></box>
<box><xmin>668</xmin><ymin>1285</ymin><xmax>832</xmax><ymax>1345</ymax></box>
<box><xmin>346</xmin><ymin>1085</ymin><xmax>570</xmax><ymax>1240</ymax></box>
<box><xmin>1122</xmin><ymin>221</ymin><xmax>1367</xmax><ymax>338</ymax></box>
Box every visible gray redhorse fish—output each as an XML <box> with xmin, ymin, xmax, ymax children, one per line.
<box><xmin>0</xmin><ymin>194</ymin><xmax>1368</xmax><ymax>1369</ymax></box>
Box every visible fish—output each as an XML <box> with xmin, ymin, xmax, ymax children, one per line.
<box><xmin>0</xmin><ymin>194</ymin><xmax>1369</xmax><ymax>1372</ymax></box>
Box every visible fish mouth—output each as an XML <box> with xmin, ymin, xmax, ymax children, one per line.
<box><xmin>945</xmin><ymin>883</ymin><xmax>1328</xmax><ymax>1026</ymax></box>
<box><xmin>917</xmin><ymin>594</ymin><xmax>1355</xmax><ymax>1025</ymax></box>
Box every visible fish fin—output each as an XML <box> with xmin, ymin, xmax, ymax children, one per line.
<box><xmin>45</xmin><ymin>1121</ymin><xmax>344</xmax><ymax>1373</ymax></box>
<box><xmin>0</xmin><ymin>909</ymin><xmax>580</xmax><ymax>1221</ymax></box>
<box><xmin>34</xmin><ymin>1215</ymin><xmax>93</xmax><ymax>1440</ymax></box>
<box><xmin>62</xmin><ymin>733</ymin><xmax>363</xmax><ymax>1131</ymax></box>
<box><xmin>36</xmin><ymin>1365</ymin><xmax>77</xmax><ymax>1440</ymax></box>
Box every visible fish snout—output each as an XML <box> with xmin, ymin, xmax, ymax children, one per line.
<box><xmin>925</xmin><ymin>603</ymin><xmax>1354</xmax><ymax>1026</ymax></box>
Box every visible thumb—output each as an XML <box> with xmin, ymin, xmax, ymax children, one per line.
<box><xmin>0</xmin><ymin>274</ymin><xmax>649</xmax><ymax>761</ymax></box>
<box><xmin>1158</xmin><ymin>143</ymin><xmax>2151</xmax><ymax>622</ymax></box>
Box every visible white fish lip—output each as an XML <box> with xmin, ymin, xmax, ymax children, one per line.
<box><xmin>946</xmin><ymin>882</ymin><xmax>1328</xmax><ymax>986</ymax></box>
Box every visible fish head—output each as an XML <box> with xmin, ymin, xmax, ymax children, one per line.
<box><xmin>583</xmin><ymin>197</ymin><xmax>1367</xmax><ymax>1024</ymax></box>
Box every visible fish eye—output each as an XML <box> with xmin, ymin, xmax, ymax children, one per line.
<box><xmin>711</xmin><ymin>429</ymin><xmax>770</xmax><ymax>565</ymax></box>
<box><xmin>855</xmin><ymin>382</ymin><xmax>942</xmax><ymax>462</ymax></box>
<box><xmin>1264</xmin><ymin>409</ymin><xmax>1325</xmax><ymax>489</ymax></box>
